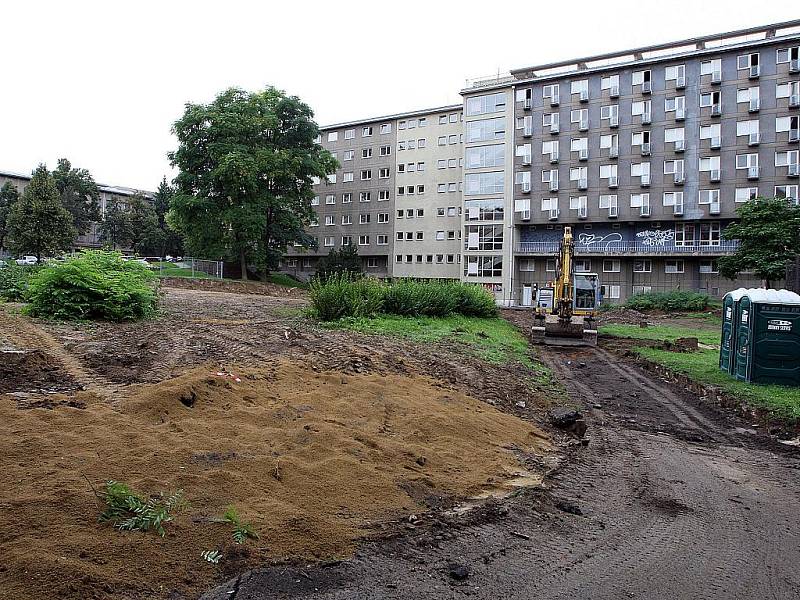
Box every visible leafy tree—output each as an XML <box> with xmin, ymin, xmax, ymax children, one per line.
<box><xmin>0</xmin><ymin>181</ymin><xmax>20</xmax><ymax>254</ymax></box>
<box><xmin>99</xmin><ymin>197</ymin><xmax>133</xmax><ymax>250</ymax></box>
<box><xmin>52</xmin><ymin>158</ymin><xmax>101</xmax><ymax>236</ymax></box>
<box><xmin>6</xmin><ymin>165</ymin><xmax>76</xmax><ymax>261</ymax></box>
<box><xmin>718</xmin><ymin>197</ymin><xmax>800</xmax><ymax>287</ymax></box>
<box><xmin>127</xmin><ymin>194</ymin><xmax>165</xmax><ymax>255</ymax></box>
<box><xmin>168</xmin><ymin>86</ymin><xmax>337</xmax><ymax>280</ymax></box>
<box><xmin>315</xmin><ymin>244</ymin><xmax>362</xmax><ymax>281</ymax></box>
<box><xmin>152</xmin><ymin>177</ymin><xmax>183</xmax><ymax>257</ymax></box>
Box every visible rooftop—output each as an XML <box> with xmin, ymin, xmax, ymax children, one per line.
<box><xmin>319</xmin><ymin>103</ymin><xmax>462</xmax><ymax>132</ymax></box>
<box><xmin>0</xmin><ymin>169</ymin><xmax>154</xmax><ymax>198</ymax></box>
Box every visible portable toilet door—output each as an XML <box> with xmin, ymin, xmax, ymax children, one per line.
<box><xmin>734</xmin><ymin>295</ymin><xmax>752</xmax><ymax>382</ymax></box>
<box><xmin>720</xmin><ymin>288</ymin><xmax>747</xmax><ymax>374</ymax></box>
<box><xmin>746</xmin><ymin>290</ymin><xmax>800</xmax><ymax>385</ymax></box>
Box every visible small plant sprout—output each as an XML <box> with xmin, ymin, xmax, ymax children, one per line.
<box><xmin>222</xmin><ymin>505</ymin><xmax>259</xmax><ymax>544</ymax></box>
<box><xmin>98</xmin><ymin>480</ymin><xmax>185</xmax><ymax>537</ymax></box>
<box><xmin>201</xmin><ymin>550</ymin><xmax>222</xmax><ymax>564</ymax></box>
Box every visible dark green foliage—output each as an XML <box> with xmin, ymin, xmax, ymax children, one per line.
<box><xmin>99</xmin><ymin>195</ymin><xmax>164</xmax><ymax>255</ymax></box>
<box><xmin>99</xmin><ymin>480</ymin><xmax>184</xmax><ymax>537</ymax></box>
<box><xmin>309</xmin><ymin>276</ymin><xmax>498</xmax><ymax>321</ymax></box>
<box><xmin>25</xmin><ymin>250</ymin><xmax>159</xmax><ymax>321</ymax></box>
<box><xmin>0</xmin><ymin>181</ymin><xmax>20</xmax><ymax>253</ymax></box>
<box><xmin>152</xmin><ymin>177</ymin><xmax>183</xmax><ymax>258</ymax></box>
<box><xmin>718</xmin><ymin>197</ymin><xmax>800</xmax><ymax>287</ymax></box>
<box><xmin>222</xmin><ymin>505</ymin><xmax>259</xmax><ymax>543</ymax></box>
<box><xmin>168</xmin><ymin>86</ymin><xmax>338</xmax><ymax>279</ymax></box>
<box><xmin>0</xmin><ymin>264</ymin><xmax>42</xmax><ymax>301</ymax></box>
<box><xmin>52</xmin><ymin>158</ymin><xmax>101</xmax><ymax>236</ymax></box>
<box><xmin>6</xmin><ymin>165</ymin><xmax>76</xmax><ymax>261</ymax></box>
<box><xmin>315</xmin><ymin>244</ymin><xmax>362</xmax><ymax>282</ymax></box>
<box><xmin>625</xmin><ymin>290</ymin><xmax>710</xmax><ymax>312</ymax></box>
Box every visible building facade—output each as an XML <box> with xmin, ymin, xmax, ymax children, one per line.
<box><xmin>0</xmin><ymin>169</ymin><xmax>154</xmax><ymax>252</ymax></box>
<box><xmin>287</xmin><ymin>20</ymin><xmax>799</xmax><ymax>303</ymax></box>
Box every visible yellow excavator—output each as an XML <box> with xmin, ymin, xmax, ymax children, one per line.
<box><xmin>531</xmin><ymin>226</ymin><xmax>600</xmax><ymax>346</ymax></box>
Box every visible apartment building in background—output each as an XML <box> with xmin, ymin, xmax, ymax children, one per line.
<box><xmin>283</xmin><ymin>105</ymin><xmax>464</xmax><ymax>279</ymax></box>
<box><xmin>288</xmin><ymin>20</ymin><xmax>800</xmax><ymax>303</ymax></box>
<box><xmin>0</xmin><ymin>169</ymin><xmax>154</xmax><ymax>253</ymax></box>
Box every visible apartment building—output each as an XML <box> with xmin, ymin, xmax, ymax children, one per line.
<box><xmin>0</xmin><ymin>169</ymin><xmax>154</xmax><ymax>252</ymax></box>
<box><xmin>462</xmin><ymin>20</ymin><xmax>800</xmax><ymax>304</ymax></box>
<box><xmin>283</xmin><ymin>105</ymin><xmax>464</xmax><ymax>280</ymax></box>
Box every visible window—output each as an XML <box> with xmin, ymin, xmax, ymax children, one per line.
<box><xmin>699</xmin><ymin>156</ymin><xmax>720</xmax><ymax>172</ymax></box>
<box><xmin>700</xmin><ymin>59</ymin><xmax>721</xmax><ymax>76</ymax></box>
<box><xmin>546</xmin><ymin>259</ymin><xmax>557</xmax><ymax>272</ymax></box>
<box><xmin>417</xmin><ymin>209</ymin><xmax>424</xmax><ymax>217</ymax></box>
<box><xmin>777</xmin><ymin>47</ymin><xmax>800</xmax><ymax>64</ymax></box>
<box><xmin>663</xmin><ymin>191</ymin><xmax>684</xmax><ymax>206</ymax></box>
<box><xmin>361</xmin><ymin>148</ymin><xmax>372</xmax><ymax>159</ymax></box>
<box><xmin>776</xmin><ymin>116</ymin><xmax>799</xmax><ymax>133</ymax></box>
<box><xmin>737</xmin><ymin>87</ymin><xmax>760</xmax><ymax>103</ymax></box>
<box><xmin>466</xmin><ymin>118</ymin><xmax>506</xmax><ymax>142</ymax></box>
<box><xmin>377</xmin><ymin>213</ymin><xmax>389</xmax><ymax>224</ymax></box>
<box><xmin>341</xmin><ymin>235</ymin><xmax>352</xmax><ymax>246</ymax></box>
<box><xmin>378</xmin><ymin>168</ymin><xmax>389</xmax><ymax>178</ymax></box>
<box><xmin>380</xmin><ymin>123</ymin><xmax>391</xmax><ymax>134</ymax></box>
<box><xmin>366</xmin><ymin>257</ymin><xmax>379</xmax><ymax>269</ymax></box>
<box><xmin>631</xmin><ymin>100</ymin><xmax>651</xmax><ymax>116</ymax></box>
<box><xmin>438</xmin><ymin>136</ymin><xmax>447</xmax><ymax>146</ymax></box>
<box><xmin>541</xmin><ymin>197</ymin><xmax>558</xmax><ymax>212</ymax></box>
<box><xmin>359</xmin><ymin>214</ymin><xmax>370</xmax><ymax>224</ymax></box>
<box><xmin>519</xmin><ymin>258</ymin><xmax>535</xmax><ymax>272</ymax></box>
<box><xmin>326</xmin><ymin>174</ymin><xmax>336</xmax><ymax>184</ymax></box>
<box><xmin>571</xmin><ymin>79</ymin><xmax>588</xmax><ymax>95</ymax></box>
<box><xmin>542</xmin><ymin>84</ymin><xmax>559</xmax><ymax>100</ymax></box>
<box><xmin>343</xmin><ymin>150</ymin><xmax>354</xmax><ymax>161</ymax></box>
<box><xmin>439</xmin><ymin>115</ymin><xmax>448</xmax><ymax>125</ymax></box>
<box><xmin>574</xmin><ymin>259</ymin><xmax>591</xmax><ymax>273</ymax></box>
<box><xmin>360</xmin><ymin>170</ymin><xmax>372</xmax><ymax>180</ymax></box>
<box><xmin>599</xmin><ymin>194</ymin><xmax>618</xmax><ymax>210</ymax></box>
<box><xmin>359</xmin><ymin>235</ymin><xmax>369</xmax><ymax>246</ymax></box>
<box><xmin>600</xmin><ymin>134</ymin><xmax>618</xmax><ymax>149</ymax></box>
<box><xmin>343</xmin><ymin>172</ymin><xmax>354</xmax><ymax>182</ymax></box>
<box><xmin>466</xmin><ymin>92</ymin><xmax>506</xmax><ymax>116</ymax></box>
<box><xmin>466</xmin><ymin>144</ymin><xmax>504</xmax><ymax>169</ymax></box>
<box><xmin>341</xmin><ymin>214</ymin><xmax>352</xmax><ymax>225</ymax></box>
<box><xmin>396</xmin><ymin>231</ymin><xmax>404</xmax><ymax>241</ymax></box>
<box><xmin>395</xmin><ymin>255</ymin><xmax>402</xmax><ymax>263</ymax></box>
<box><xmin>601</xmin><ymin>285</ymin><xmax>621</xmax><ymax>299</ymax></box>
<box><xmin>665</xmin><ymin>260</ymin><xmax>684</xmax><ymax>274</ymax></box>
<box><xmin>362</xmin><ymin>126</ymin><xmax>373</xmax><ymax>137</ymax></box>
<box><xmin>418</xmin><ymin>138</ymin><xmax>426</xmax><ymax>148</ymax></box>
<box><xmin>700</xmin><ymin>123</ymin><xmax>721</xmax><ymax>140</ymax></box>
<box><xmin>570</xmin><ymin>166</ymin><xmax>588</xmax><ymax>181</ymax></box>
<box><xmin>377</xmin><ymin>235</ymin><xmax>388</xmax><ymax>246</ymax></box>
<box><xmin>630</xmin><ymin>162</ymin><xmax>650</xmax><ymax>177</ymax></box>
<box><xmin>664</xmin><ymin>127</ymin><xmax>685</xmax><ymax>143</ymax></box>
<box><xmin>342</xmin><ymin>192</ymin><xmax>352</xmax><ymax>203</ymax></box>
<box><xmin>417</xmin><ymin>185</ymin><xmax>425</xmax><ymax>194</ymax></box>
<box><xmin>436</xmin><ymin>231</ymin><xmax>445</xmax><ymax>241</ymax></box>
<box><xmin>632</xmin><ymin>70</ymin><xmax>651</xmax><ymax>85</ymax></box>
<box><xmin>419</xmin><ymin>117</ymin><xmax>428</xmax><ymax>127</ymax></box>
<box><xmin>700</xmin><ymin>222</ymin><xmax>721</xmax><ymax>247</ymax></box>
<box><xmin>633</xmin><ymin>285</ymin><xmax>653</xmax><ymax>295</ymax></box>
<box><xmin>630</xmin><ymin>193</ymin><xmax>649</xmax><ymax>208</ymax></box>
<box><xmin>324</xmin><ymin>236</ymin><xmax>334</xmax><ymax>247</ymax></box>
<box><xmin>570</xmin><ymin>108</ymin><xmax>588</xmax><ymax>123</ymax></box>
<box><xmin>735</xmin><ymin>187</ymin><xmax>759</xmax><ymax>202</ymax></box>
<box><xmin>665</xmin><ymin>64</ymin><xmax>685</xmax><ymax>82</ymax></box>
<box><xmin>325</xmin><ymin>194</ymin><xmax>335</xmax><ymax>205</ymax></box>
<box><xmin>344</xmin><ymin>129</ymin><xmax>355</xmax><ymax>140</ymax></box>
<box><xmin>465</xmin><ymin>256</ymin><xmax>502</xmax><ymax>278</ymax></box>
<box><xmin>465</xmin><ymin>172</ymin><xmax>504</xmax><ymax>196</ymax></box>
<box><xmin>663</xmin><ymin>160</ymin><xmax>684</xmax><ymax>175</ymax></box>
<box><xmin>675</xmin><ymin>223</ymin><xmax>695</xmax><ymax>246</ymax></box>
<box><xmin>571</xmin><ymin>137</ymin><xmax>588</xmax><ymax>152</ymax></box>
<box><xmin>700</xmin><ymin>91</ymin><xmax>721</xmax><ymax>107</ymax></box>
<box><xmin>776</xmin><ymin>185</ymin><xmax>799</xmax><ymax>202</ymax></box>
<box><xmin>737</xmin><ymin>53</ymin><xmax>759</xmax><ymax>70</ymax></box>
<box><xmin>632</xmin><ymin>131</ymin><xmax>650</xmax><ymax>146</ymax></box>
<box><xmin>736</xmin><ymin>120</ymin><xmax>759</xmax><ymax>137</ymax></box>
<box><xmin>310</xmin><ymin>195</ymin><xmax>319</xmax><ymax>206</ymax></box>
<box><xmin>601</xmin><ymin>75</ymin><xmax>619</xmax><ymax>90</ymax></box>
<box><xmin>775</xmin><ymin>150</ymin><xmax>800</xmax><ymax>167</ymax></box>
<box><xmin>633</xmin><ymin>259</ymin><xmax>652</xmax><ymax>273</ymax></box>
<box><xmin>327</xmin><ymin>132</ymin><xmax>338</xmax><ymax>142</ymax></box>
<box><xmin>601</xmin><ymin>104</ymin><xmax>619</xmax><ymax>120</ymax></box>
<box><xmin>665</xmin><ymin>96</ymin><xmax>685</xmax><ymax>113</ymax></box>
<box><xmin>359</xmin><ymin>192</ymin><xmax>371</xmax><ymax>203</ymax></box>
<box><xmin>699</xmin><ymin>260</ymin><xmax>719</xmax><ymax>274</ymax></box>
<box><xmin>378</xmin><ymin>190</ymin><xmax>389</xmax><ymax>201</ymax></box>
<box><xmin>735</xmin><ymin>153</ymin><xmax>759</xmax><ymax>169</ymax></box>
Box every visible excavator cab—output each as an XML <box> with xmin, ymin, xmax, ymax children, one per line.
<box><xmin>531</xmin><ymin>227</ymin><xmax>599</xmax><ymax>346</ymax></box>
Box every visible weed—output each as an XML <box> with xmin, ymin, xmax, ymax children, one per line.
<box><xmin>99</xmin><ymin>480</ymin><xmax>184</xmax><ymax>537</ymax></box>
<box><xmin>222</xmin><ymin>505</ymin><xmax>259</xmax><ymax>543</ymax></box>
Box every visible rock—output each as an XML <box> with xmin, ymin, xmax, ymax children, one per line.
<box><xmin>515</xmin><ymin>401</ymin><xmax>526</xmax><ymax>409</ymax></box>
<box><xmin>448</xmin><ymin>564</ymin><xmax>470</xmax><ymax>580</ymax></box>
<box><xmin>555</xmin><ymin>500</ymin><xmax>583</xmax><ymax>515</ymax></box>
<box><xmin>550</xmin><ymin>407</ymin><xmax>581</xmax><ymax>427</ymax></box>
<box><xmin>416</xmin><ymin>456</ymin><xmax>427</xmax><ymax>466</ymax></box>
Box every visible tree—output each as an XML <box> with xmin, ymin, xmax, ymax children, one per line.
<box><xmin>0</xmin><ymin>182</ymin><xmax>20</xmax><ymax>254</ymax></box>
<box><xmin>168</xmin><ymin>86</ymin><xmax>337</xmax><ymax>280</ymax></box>
<box><xmin>52</xmin><ymin>158</ymin><xmax>101</xmax><ymax>236</ymax></box>
<box><xmin>718</xmin><ymin>197</ymin><xmax>800</xmax><ymax>288</ymax></box>
<box><xmin>152</xmin><ymin>177</ymin><xmax>183</xmax><ymax>258</ymax></box>
<box><xmin>99</xmin><ymin>197</ymin><xmax>133</xmax><ymax>250</ymax></box>
<box><xmin>315</xmin><ymin>244</ymin><xmax>362</xmax><ymax>281</ymax></box>
<box><xmin>127</xmin><ymin>194</ymin><xmax>164</xmax><ymax>255</ymax></box>
<box><xmin>6</xmin><ymin>165</ymin><xmax>76</xmax><ymax>261</ymax></box>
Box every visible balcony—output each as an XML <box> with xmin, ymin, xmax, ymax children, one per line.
<box><xmin>710</xmin><ymin>169</ymin><xmax>721</xmax><ymax>182</ymax></box>
<box><xmin>789</xmin><ymin>164</ymin><xmax>799</xmax><ymax>178</ymax></box>
<box><xmin>609</xmin><ymin>85</ymin><xmax>620</xmax><ymax>98</ymax></box>
<box><xmin>674</xmin><ymin>172</ymin><xmax>685</xmax><ymax>185</ymax></box>
<box><xmin>550</xmin><ymin>123</ymin><xmax>560</xmax><ymax>134</ymax></box>
<box><xmin>550</xmin><ymin>93</ymin><xmax>560</xmax><ymax>107</ymax></box>
<box><xmin>711</xmin><ymin>70</ymin><xmax>722</xmax><ymax>84</ymax></box>
<box><xmin>609</xmin><ymin>145</ymin><xmax>619</xmax><ymax>158</ymax></box>
<box><xmin>674</xmin><ymin>200</ymin><xmax>684</xmax><ymax>216</ymax></box>
<box><xmin>578</xmin><ymin>148</ymin><xmax>589</xmax><ymax>161</ymax></box>
<box><xmin>749</xmin><ymin>98</ymin><xmax>760</xmax><ymax>113</ymax></box>
<box><xmin>514</xmin><ymin>240</ymin><xmax>741</xmax><ymax>256</ymax></box>
<box><xmin>747</xmin><ymin>166</ymin><xmax>760</xmax><ymax>180</ymax></box>
<box><xmin>578</xmin><ymin>178</ymin><xmax>588</xmax><ymax>190</ymax></box>
<box><xmin>523</xmin><ymin>125</ymin><xmax>533</xmax><ymax>137</ymax></box>
<box><xmin>675</xmin><ymin>108</ymin><xmax>685</xmax><ymax>121</ymax></box>
<box><xmin>640</xmin><ymin>142</ymin><xmax>651</xmax><ymax>156</ymax></box>
<box><xmin>521</xmin><ymin>181</ymin><xmax>531</xmax><ymax>193</ymax></box>
<box><xmin>640</xmin><ymin>173</ymin><xmax>651</xmax><ymax>187</ymax></box>
<box><xmin>550</xmin><ymin>149</ymin><xmax>560</xmax><ymax>163</ymax></box>
<box><xmin>548</xmin><ymin>208</ymin><xmax>560</xmax><ymax>221</ymax></box>
<box><xmin>748</xmin><ymin>132</ymin><xmax>761</xmax><ymax>146</ymax></box>
<box><xmin>549</xmin><ymin>180</ymin><xmax>559</xmax><ymax>192</ymax></box>
<box><xmin>790</xmin><ymin>95</ymin><xmax>800</xmax><ymax>109</ymax></box>
<box><xmin>641</xmin><ymin>112</ymin><xmax>652</xmax><ymax>125</ymax></box>
<box><xmin>578</xmin><ymin>119</ymin><xmax>589</xmax><ymax>132</ymax></box>
<box><xmin>711</xmin><ymin>103</ymin><xmax>722</xmax><ymax>117</ymax></box>
<box><xmin>790</xmin><ymin>129</ymin><xmax>800</xmax><ymax>144</ymax></box>
<box><xmin>710</xmin><ymin>136</ymin><xmax>722</xmax><ymax>150</ymax></box>
<box><xmin>791</xmin><ymin>59</ymin><xmax>800</xmax><ymax>74</ymax></box>
<box><xmin>579</xmin><ymin>89</ymin><xmax>589</xmax><ymax>103</ymax></box>
<box><xmin>609</xmin><ymin>115</ymin><xmax>619</xmax><ymax>128</ymax></box>
<box><xmin>642</xmin><ymin>81</ymin><xmax>652</xmax><ymax>94</ymax></box>
<box><xmin>608</xmin><ymin>176</ymin><xmax>618</xmax><ymax>188</ymax></box>
<box><xmin>749</xmin><ymin>64</ymin><xmax>760</xmax><ymax>79</ymax></box>
<box><xmin>676</xmin><ymin>76</ymin><xmax>686</xmax><ymax>90</ymax></box>
<box><xmin>523</xmin><ymin>98</ymin><xmax>532</xmax><ymax>110</ymax></box>
<box><xmin>674</xmin><ymin>139</ymin><xmax>685</xmax><ymax>153</ymax></box>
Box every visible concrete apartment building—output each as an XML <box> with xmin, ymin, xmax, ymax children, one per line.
<box><xmin>0</xmin><ymin>169</ymin><xmax>154</xmax><ymax>252</ymax></box>
<box><xmin>288</xmin><ymin>20</ymin><xmax>799</xmax><ymax>304</ymax></box>
<box><xmin>462</xmin><ymin>20</ymin><xmax>800</xmax><ymax>304</ymax></box>
<box><xmin>283</xmin><ymin>105</ymin><xmax>465</xmax><ymax>280</ymax></box>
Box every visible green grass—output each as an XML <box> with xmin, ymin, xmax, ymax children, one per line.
<box><xmin>600</xmin><ymin>323</ymin><xmax>721</xmax><ymax>347</ymax></box>
<box><xmin>267</xmin><ymin>273</ymin><xmax>308</xmax><ymax>289</ymax></box>
<box><xmin>153</xmin><ymin>262</ymin><xmax>213</xmax><ymax>279</ymax></box>
<box><xmin>636</xmin><ymin>347</ymin><xmax>800</xmax><ymax>422</ymax></box>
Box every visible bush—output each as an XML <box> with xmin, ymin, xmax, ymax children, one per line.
<box><xmin>625</xmin><ymin>290</ymin><xmax>710</xmax><ymax>312</ymax></box>
<box><xmin>0</xmin><ymin>263</ymin><xmax>41</xmax><ymax>301</ymax></box>
<box><xmin>25</xmin><ymin>250</ymin><xmax>159</xmax><ymax>320</ymax></box>
<box><xmin>309</xmin><ymin>276</ymin><xmax>498</xmax><ymax>321</ymax></box>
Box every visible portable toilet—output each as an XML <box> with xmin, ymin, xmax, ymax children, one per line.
<box><xmin>734</xmin><ymin>289</ymin><xmax>800</xmax><ymax>385</ymax></box>
<box><xmin>719</xmin><ymin>288</ymin><xmax>748</xmax><ymax>374</ymax></box>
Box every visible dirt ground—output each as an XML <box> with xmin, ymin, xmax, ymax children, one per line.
<box><xmin>0</xmin><ymin>290</ymin><xmax>558</xmax><ymax>600</ymax></box>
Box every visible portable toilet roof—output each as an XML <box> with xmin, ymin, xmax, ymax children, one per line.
<box><xmin>723</xmin><ymin>288</ymin><xmax>749</xmax><ymax>301</ymax></box>
<box><xmin>742</xmin><ymin>288</ymin><xmax>800</xmax><ymax>304</ymax></box>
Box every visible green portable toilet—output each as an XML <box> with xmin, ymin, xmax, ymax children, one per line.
<box><xmin>720</xmin><ymin>288</ymin><xmax>748</xmax><ymax>375</ymax></box>
<box><xmin>734</xmin><ymin>289</ymin><xmax>800</xmax><ymax>385</ymax></box>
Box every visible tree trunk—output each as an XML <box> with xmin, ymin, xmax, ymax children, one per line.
<box><xmin>240</xmin><ymin>249</ymin><xmax>248</xmax><ymax>281</ymax></box>
<box><xmin>765</xmin><ymin>279</ymin><xmax>772</xmax><ymax>289</ymax></box>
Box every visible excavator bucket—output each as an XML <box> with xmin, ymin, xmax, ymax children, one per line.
<box><xmin>531</xmin><ymin>314</ymin><xmax>598</xmax><ymax>347</ymax></box>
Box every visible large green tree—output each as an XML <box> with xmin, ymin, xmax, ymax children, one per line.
<box><xmin>52</xmin><ymin>158</ymin><xmax>101</xmax><ymax>236</ymax></box>
<box><xmin>6</xmin><ymin>165</ymin><xmax>76</xmax><ymax>261</ymax></box>
<box><xmin>0</xmin><ymin>181</ymin><xmax>20</xmax><ymax>254</ymax></box>
<box><xmin>719</xmin><ymin>197</ymin><xmax>800</xmax><ymax>287</ymax></box>
<box><xmin>127</xmin><ymin>194</ymin><xmax>164</xmax><ymax>255</ymax></box>
<box><xmin>99</xmin><ymin>197</ymin><xmax>133</xmax><ymax>250</ymax></box>
<box><xmin>315</xmin><ymin>244</ymin><xmax>362</xmax><ymax>282</ymax></box>
<box><xmin>168</xmin><ymin>86</ymin><xmax>337</xmax><ymax>280</ymax></box>
<box><xmin>152</xmin><ymin>177</ymin><xmax>183</xmax><ymax>257</ymax></box>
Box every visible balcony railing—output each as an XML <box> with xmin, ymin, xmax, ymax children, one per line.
<box><xmin>515</xmin><ymin>240</ymin><xmax>740</xmax><ymax>255</ymax></box>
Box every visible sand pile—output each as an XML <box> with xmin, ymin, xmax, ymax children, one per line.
<box><xmin>0</xmin><ymin>359</ymin><xmax>550</xmax><ymax>599</ymax></box>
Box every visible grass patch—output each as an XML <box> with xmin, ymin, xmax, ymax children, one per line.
<box><xmin>153</xmin><ymin>262</ymin><xmax>214</xmax><ymax>279</ymax></box>
<box><xmin>635</xmin><ymin>347</ymin><xmax>800</xmax><ymax>422</ymax></box>
<box><xmin>327</xmin><ymin>314</ymin><xmax>533</xmax><ymax>367</ymax></box>
<box><xmin>600</xmin><ymin>323</ymin><xmax>720</xmax><ymax>347</ymax></box>
<box><xmin>267</xmin><ymin>273</ymin><xmax>308</xmax><ymax>289</ymax></box>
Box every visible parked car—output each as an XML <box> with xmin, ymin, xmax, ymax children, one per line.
<box><xmin>15</xmin><ymin>256</ymin><xmax>38</xmax><ymax>266</ymax></box>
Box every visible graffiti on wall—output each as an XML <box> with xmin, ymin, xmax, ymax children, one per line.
<box><xmin>576</xmin><ymin>232</ymin><xmax>623</xmax><ymax>249</ymax></box>
<box><xmin>636</xmin><ymin>229</ymin><xmax>675</xmax><ymax>246</ymax></box>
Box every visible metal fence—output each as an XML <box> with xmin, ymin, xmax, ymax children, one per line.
<box><xmin>132</xmin><ymin>256</ymin><xmax>224</xmax><ymax>279</ymax></box>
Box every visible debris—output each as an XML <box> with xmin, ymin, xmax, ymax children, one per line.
<box><xmin>515</xmin><ymin>401</ymin><xmax>526</xmax><ymax>409</ymax></box>
<box><xmin>510</xmin><ymin>531</ymin><xmax>531</xmax><ymax>540</ymax></box>
<box><xmin>448</xmin><ymin>563</ymin><xmax>470</xmax><ymax>580</ymax></box>
<box><xmin>550</xmin><ymin>407</ymin><xmax>581</xmax><ymax>427</ymax></box>
<box><xmin>555</xmin><ymin>500</ymin><xmax>583</xmax><ymax>515</ymax></box>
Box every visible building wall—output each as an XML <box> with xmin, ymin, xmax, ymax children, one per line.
<box><xmin>392</xmin><ymin>108</ymin><xmax>463</xmax><ymax>278</ymax></box>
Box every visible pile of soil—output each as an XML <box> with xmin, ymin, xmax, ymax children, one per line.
<box><xmin>0</xmin><ymin>349</ymin><xmax>78</xmax><ymax>395</ymax></box>
<box><xmin>161</xmin><ymin>277</ymin><xmax>307</xmax><ymax>298</ymax></box>
<box><xmin>0</xmin><ymin>359</ymin><xmax>551</xmax><ymax>599</ymax></box>
<box><xmin>598</xmin><ymin>307</ymin><xmax>649</xmax><ymax>326</ymax></box>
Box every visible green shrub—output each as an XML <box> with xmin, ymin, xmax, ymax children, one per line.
<box><xmin>25</xmin><ymin>250</ymin><xmax>159</xmax><ymax>321</ymax></box>
<box><xmin>0</xmin><ymin>263</ymin><xmax>42</xmax><ymax>301</ymax></box>
<box><xmin>99</xmin><ymin>480</ymin><xmax>184</xmax><ymax>537</ymax></box>
<box><xmin>310</xmin><ymin>276</ymin><xmax>498</xmax><ymax>321</ymax></box>
<box><xmin>625</xmin><ymin>290</ymin><xmax>710</xmax><ymax>312</ymax></box>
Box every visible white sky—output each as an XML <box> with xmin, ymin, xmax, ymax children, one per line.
<box><xmin>0</xmin><ymin>0</ymin><xmax>796</xmax><ymax>190</ymax></box>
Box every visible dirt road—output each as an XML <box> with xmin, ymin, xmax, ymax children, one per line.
<box><xmin>203</xmin><ymin>344</ymin><xmax>800</xmax><ymax>600</ymax></box>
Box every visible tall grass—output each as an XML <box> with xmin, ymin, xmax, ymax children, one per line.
<box><xmin>625</xmin><ymin>290</ymin><xmax>710</xmax><ymax>312</ymax></box>
<box><xmin>309</xmin><ymin>274</ymin><xmax>497</xmax><ymax>321</ymax></box>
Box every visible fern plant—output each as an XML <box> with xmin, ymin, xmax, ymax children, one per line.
<box><xmin>222</xmin><ymin>505</ymin><xmax>259</xmax><ymax>543</ymax></box>
<box><xmin>99</xmin><ymin>480</ymin><xmax>184</xmax><ymax>537</ymax></box>
<box><xmin>201</xmin><ymin>549</ymin><xmax>222</xmax><ymax>564</ymax></box>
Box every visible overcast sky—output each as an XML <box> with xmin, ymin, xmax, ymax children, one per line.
<box><xmin>0</xmin><ymin>1</ymin><xmax>796</xmax><ymax>190</ymax></box>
